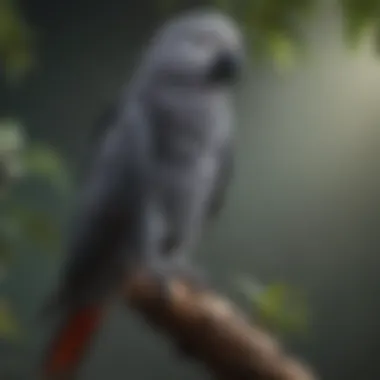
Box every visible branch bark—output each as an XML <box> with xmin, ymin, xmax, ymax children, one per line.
<box><xmin>125</xmin><ymin>270</ymin><xmax>318</xmax><ymax>380</ymax></box>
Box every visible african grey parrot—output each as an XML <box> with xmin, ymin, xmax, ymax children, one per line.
<box><xmin>41</xmin><ymin>8</ymin><xmax>244</xmax><ymax>378</ymax></box>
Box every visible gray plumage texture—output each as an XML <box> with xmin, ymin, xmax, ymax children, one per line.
<box><xmin>52</xmin><ymin>8</ymin><xmax>244</xmax><ymax>311</ymax></box>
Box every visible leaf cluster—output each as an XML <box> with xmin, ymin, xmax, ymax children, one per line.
<box><xmin>0</xmin><ymin>120</ymin><xmax>72</xmax><ymax>343</ymax></box>
<box><xmin>162</xmin><ymin>0</ymin><xmax>380</xmax><ymax>71</ymax></box>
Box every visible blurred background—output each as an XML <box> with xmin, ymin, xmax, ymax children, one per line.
<box><xmin>1</xmin><ymin>0</ymin><xmax>380</xmax><ymax>379</ymax></box>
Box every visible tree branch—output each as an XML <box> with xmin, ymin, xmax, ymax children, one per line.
<box><xmin>125</xmin><ymin>270</ymin><xmax>318</xmax><ymax>380</ymax></box>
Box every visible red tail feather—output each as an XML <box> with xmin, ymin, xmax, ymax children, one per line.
<box><xmin>42</xmin><ymin>305</ymin><xmax>104</xmax><ymax>378</ymax></box>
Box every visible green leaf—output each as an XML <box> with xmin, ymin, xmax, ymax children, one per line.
<box><xmin>0</xmin><ymin>119</ymin><xmax>27</xmax><ymax>187</ymax></box>
<box><xmin>6</xmin><ymin>206</ymin><xmax>62</xmax><ymax>254</ymax></box>
<box><xmin>234</xmin><ymin>276</ymin><xmax>311</xmax><ymax>337</ymax></box>
<box><xmin>21</xmin><ymin>211</ymin><xmax>61</xmax><ymax>253</ymax></box>
<box><xmin>0</xmin><ymin>298</ymin><xmax>23</xmax><ymax>343</ymax></box>
<box><xmin>343</xmin><ymin>12</ymin><xmax>375</xmax><ymax>49</ymax></box>
<box><xmin>267</xmin><ymin>31</ymin><xmax>298</xmax><ymax>73</ymax></box>
<box><xmin>0</xmin><ymin>0</ymin><xmax>36</xmax><ymax>84</ymax></box>
<box><xmin>0</xmin><ymin>119</ymin><xmax>25</xmax><ymax>155</ymax></box>
<box><xmin>23</xmin><ymin>144</ymin><xmax>71</xmax><ymax>195</ymax></box>
<box><xmin>256</xmin><ymin>283</ymin><xmax>310</xmax><ymax>335</ymax></box>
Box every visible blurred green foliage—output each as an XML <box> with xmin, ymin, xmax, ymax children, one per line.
<box><xmin>163</xmin><ymin>0</ymin><xmax>380</xmax><ymax>71</ymax></box>
<box><xmin>0</xmin><ymin>0</ymin><xmax>380</xmax><ymax>81</ymax></box>
<box><xmin>0</xmin><ymin>297</ymin><xmax>23</xmax><ymax>342</ymax></box>
<box><xmin>0</xmin><ymin>1</ymin><xmax>67</xmax><ymax>347</ymax></box>
<box><xmin>0</xmin><ymin>0</ymin><xmax>36</xmax><ymax>85</ymax></box>
<box><xmin>0</xmin><ymin>119</ymin><xmax>72</xmax><ymax>343</ymax></box>
<box><xmin>235</xmin><ymin>276</ymin><xmax>311</xmax><ymax>339</ymax></box>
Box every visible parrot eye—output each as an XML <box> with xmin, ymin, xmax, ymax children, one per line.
<box><xmin>207</xmin><ymin>50</ymin><xmax>242</xmax><ymax>84</ymax></box>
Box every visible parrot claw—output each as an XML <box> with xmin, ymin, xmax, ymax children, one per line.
<box><xmin>144</xmin><ymin>257</ymin><xmax>208</xmax><ymax>301</ymax></box>
<box><xmin>167</xmin><ymin>256</ymin><xmax>209</xmax><ymax>292</ymax></box>
<box><xmin>143</xmin><ymin>259</ymin><xmax>176</xmax><ymax>302</ymax></box>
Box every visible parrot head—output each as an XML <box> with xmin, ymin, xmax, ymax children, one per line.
<box><xmin>143</xmin><ymin>8</ymin><xmax>245</xmax><ymax>87</ymax></box>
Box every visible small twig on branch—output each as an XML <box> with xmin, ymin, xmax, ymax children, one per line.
<box><xmin>124</xmin><ymin>270</ymin><xmax>318</xmax><ymax>380</ymax></box>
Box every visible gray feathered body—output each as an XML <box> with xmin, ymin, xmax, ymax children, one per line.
<box><xmin>50</xmin><ymin>9</ymin><xmax>243</xmax><ymax>311</ymax></box>
<box><xmin>146</xmin><ymin>83</ymin><xmax>234</xmax><ymax>260</ymax></box>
